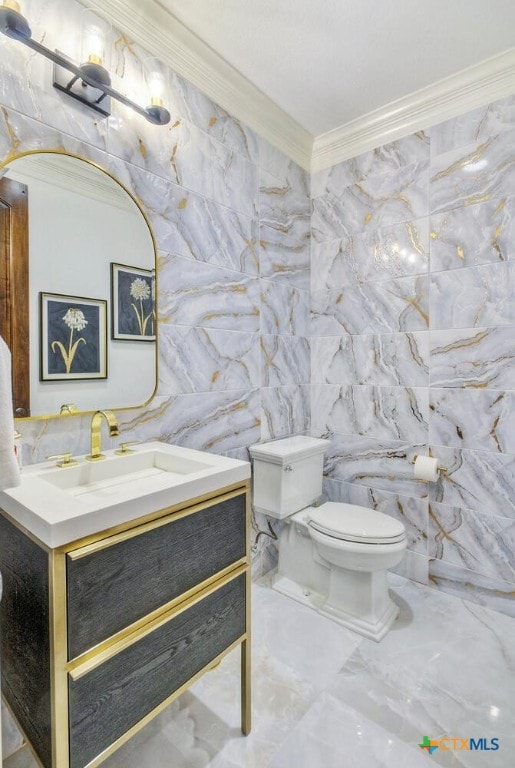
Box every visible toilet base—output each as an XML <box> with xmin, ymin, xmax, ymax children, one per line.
<box><xmin>272</xmin><ymin>573</ymin><xmax>326</xmax><ymax>611</ymax></box>
<box><xmin>320</xmin><ymin>566</ymin><xmax>399</xmax><ymax>642</ymax></box>
<box><xmin>319</xmin><ymin>596</ymin><xmax>399</xmax><ymax>642</ymax></box>
<box><xmin>271</xmin><ymin>571</ymin><xmax>399</xmax><ymax>642</ymax></box>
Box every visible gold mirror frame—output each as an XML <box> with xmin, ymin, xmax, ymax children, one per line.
<box><xmin>0</xmin><ymin>149</ymin><xmax>158</xmax><ymax>422</ymax></box>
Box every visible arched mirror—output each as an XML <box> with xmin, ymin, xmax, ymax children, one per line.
<box><xmin>0</xmin><ymin>151</ymin><xmax>157</xmax><ymax>419</ymax></box>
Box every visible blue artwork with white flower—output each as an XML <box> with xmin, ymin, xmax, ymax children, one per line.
<box><xmin>40</xmin><ymin>293</ymin><xmax>107</xmax><ymax>380</ymax></box>
<box><xmin>112</xmin><ymin>264</ymin><xmax>156</xmax><ymax>341</ymax></box>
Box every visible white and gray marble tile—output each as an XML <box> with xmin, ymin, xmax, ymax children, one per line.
<box><xmin>430</xmin><ymin>95</ymin><xmax>515</xmax><ymax>157</ymax></box>
<box><xmin>261</xmin><ymin>386</ymin><xmax>310</xmax><ymax>441</ymax></box>
<box><xmin>105</xmin><ymin>160</ymin><xmax>259</xmax><ymax>270</ymax></box>
<box><xmin>428</xmin><ymin>559</ymin><xmax>515</xmax><ymax>618</ymax></box>
<box><xmin>258</xmin><ymin>149</ymin><xmax>309</xmax><ymax>195</ymax></box>
<box><xmin>311</xmin><ymin>332</ymin><xmax>429</xmax><ymax>387</ymax></box>
<box><xmin>2</xmin><ymin>702</ymin><xmax>24</xmax><ymax>760</ymax></box>
<box><xmin>269</xmin><ymin>691</ymin><xmax>431</xmax><ymax>768</ymax></box>
<box><xmin>311</xmin><ymin>132</ymin><xmax>429</xmax><ymax>199</ymax></box>
<box><xmin>429</xmin><ymin>501</ymin><xmax>515</xmax><ymax>583</ymax></box>
<box><xmin>0</xmin><ymin>106</ymin><xmax>111</xmax><ymax>169</ymax></box>
<box><xmin>118</xmin><ymin>390</ymin><xmax>261</xmax><ymax>454</ymax></box>
<box><xmin>261</xmin><ymin>336</ymin><xmax>310</xmax><ymax>387</ymax></box>
<box><xmin>255</xmin><ymin>163</ymin><xmax>311</xmax><ymax>293</ymax></box>
<box><xmin>312</xmin><ymin>384</ymin><xmax>428</xmax><ymax>443</ymax></box>
<box><xmin>322</xmin><ymin>477</ymin><xmax>428</xmax><ymax>554</ymax></box>
<box><xmin>311</xmin><ymin>275</ymin><xmax>429</xmax><ymax>336</ymax></box>
<box><xmin>17</xmin><ymin>412</ymin><xmax>95</xmax><ymax>466</ymax></box>
<box><xmin>324</xmin><ymin>577</ymin><xmax>515</xmax><ymax>760</ymax></box>
<box><xmin>430</xmin><ymin>326</ymin><xmax>515</xmax><ymax>389</ymax></box>
<box><xmin>428</xmin><ymin>444</ymin><xmax>515</xmax><ymax>520</ymax></box>
<box><xmin>391</xmin><ymin>549</ymin><xmax>429</xmax><ymax>584</ymax></box>
<box><xmin>157</xmin><ymin>253</ymin><xmax>261</xmax><ymax>332</ymax></box>
<box><xmin>256</xmin><ymin>136</ymin><xmax>298</xmax><ymax>181</ymax></box>
<box><xmin>320</xmin><ymin>431</ymin><xmax>428</xmax><ymax>499</ymax></box>
<box><xmin>429</xmin><ymin>195</ymin><xmax>515</xmax><ymax>272</ymax></box>
<box><xmin>171</xmin><ymin>73</ymin><xmax>259</xmax><ymax>164</ymax></box>
<box><xmin>110</xmin><ymin>118</ymin><xmax>259</xmax><ymax>218</ymax></box>
<box><xmin>259</xmin><ymin>169</ymin><xmax>310</xmax><ymax>236</ymax></box>
<box><xmin>260</xmin><ymin>280</ymin><xmax>309</xmax><ymax>337</ymax></box>
<box><xmin>430</xmin><ymin>261</ymin><xmax>515</xmax><ymax>330</ymax></box>
<box><xmin>259</xmin><ymin>223</ymin><xmax>310</xmax><ymax>291</ymax></box>
<box><xmin>430</xmin><ymin>128</ymin><xmax>515</xmax><ymax>214</ymax></box>
<box><xmin>429</xmin><ymin>388</ymin><xmax>515</xmax><ymax>454</ymax></box>
<box><xmin>311</xmin><ymin>218</ymin><xmax>428</xmax><ymax>290</ymax></box>
<box><xmin>158</xmin><ymin>325</ymin><xmax>260</xmax><ymax>395</ymax></box>
<box><xmin>312</xmin><ymin>162</ymin><xmax>429</xmax><ymax>242</ymax></box>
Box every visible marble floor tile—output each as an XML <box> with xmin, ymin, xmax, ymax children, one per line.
<box><xmin>4</xmin><ymin>578</ymin><xmax>514</xmax><ymax>768</ymax></box>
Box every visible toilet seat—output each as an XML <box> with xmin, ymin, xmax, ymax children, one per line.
<box><xmin>308</xmin><ymin>502</ymin><xmax>406</xmax><ymax>544</ymax></box>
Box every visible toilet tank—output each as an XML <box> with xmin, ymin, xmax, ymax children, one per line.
<box><xmin>249</xmin><ymin>436</ymin><xmax>329</xmax><ymax>519</ymax></box>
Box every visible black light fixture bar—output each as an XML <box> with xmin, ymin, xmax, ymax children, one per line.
<box><xmin>0</xmin><ymin>3</ymin><xmax>171</xmax><ymax>125</ymax></box>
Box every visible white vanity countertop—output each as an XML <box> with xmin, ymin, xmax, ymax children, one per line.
<box><xmin>0</xmin><ymin>441</ymin><xmax>250</xmax><ymax>548</ymax></box>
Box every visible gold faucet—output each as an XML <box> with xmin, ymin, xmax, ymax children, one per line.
<box><xmin>86</xmin><ymin>410</ymin><xmax>120</xmax><ymax>461</ymax></box>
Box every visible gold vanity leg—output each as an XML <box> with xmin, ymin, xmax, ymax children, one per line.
<box><xmin>241</xmin><ymin>487</ymin><xmax>251</xmax><ymax>735</ymax></box>
<box><xmin>241</xmin><ymin>639</ymin><xmax>251</xmax><ymax>735</ymax></box>
<box><xmin>241</xmin><ymin>568</ymin><xmax>251</xmax><ymax>735</ymax></box>
<box><xmin>49</xmin><ymin>550</ymin><xmax>70</xmax><ymax>767</ymax></box>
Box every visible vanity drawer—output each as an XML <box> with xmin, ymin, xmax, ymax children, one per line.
<box><xmin>66</xmin><ymin>491</ymin><xmax>246</xmax><ymax>659</ymax></box>
<box><xmin>68</xmin><ymin>573</ymin><xmax>246</xmax><ymax>768</ymax></box>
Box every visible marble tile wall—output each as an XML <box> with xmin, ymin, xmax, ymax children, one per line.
<box><xmin>311</xmin><ymin>95</ymin><xmax>515</xmax><ymax>618</ymax></box>
<box><xmin>0</xmin><ymin>0</ymin><xmax>309</xmax><ymax>588</ymax></box>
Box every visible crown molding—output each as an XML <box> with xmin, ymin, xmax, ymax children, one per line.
<box><xmin>87</xmin><ymin>0</ymin><xmax>313</xmax><ymax>170</ymax></box>
<box><xmin>84</xmin><ymin>3</ymin><xmax>515</xmax><ymax>175</ymax></box>
<box><xmin>311</xmin><ymin>48</ymin><xmax>515</xmax><ymax>172</ymax></box>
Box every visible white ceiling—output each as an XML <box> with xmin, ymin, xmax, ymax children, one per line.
<box><xmin>158</xmin><ymin>0</ymin><xmax>515</xmax><ymax>136</ymax></box>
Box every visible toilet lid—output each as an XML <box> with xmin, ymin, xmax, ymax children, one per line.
<box><xmin>308</xmin><ymin>502</ymin><xmax>406</xmax><ymax>544</ymax></box>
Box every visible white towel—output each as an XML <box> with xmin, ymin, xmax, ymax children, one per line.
<box><xmin>0</xmin><ymin>335</ymin><xmax>20</xmax><ymax>490</ymax></box>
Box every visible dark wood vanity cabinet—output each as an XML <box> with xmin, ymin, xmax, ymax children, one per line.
<box><xmin>0</xmin><ymin>483</ymin><xmax>251</xmax><ymax>768</ymax></box>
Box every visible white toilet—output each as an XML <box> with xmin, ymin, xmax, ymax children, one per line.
<box><xmin>249</xmin><ymin>435</ymin><xmax>407</xmax><ymax>642</ymax></box>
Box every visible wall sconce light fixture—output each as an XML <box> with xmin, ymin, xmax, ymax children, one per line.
<box><xmin>0</xmin><ymin>0</ymin><xmax>171</xmax><ymax>125</ymax></box>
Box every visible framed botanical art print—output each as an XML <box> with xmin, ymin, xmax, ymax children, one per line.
<box><xmin>40</xmin><ymin>292</ymin><xmax>107</xmax><ymax>381</ymax></box>
<box><xmin>111</xmin><ymin>263</ymin><xmax>156</xmax><ymax>341</ymax></box>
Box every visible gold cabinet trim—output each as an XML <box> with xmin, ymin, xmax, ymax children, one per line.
<box><xmin>49</xmin><ymin>550</ymin><xmax>69</xmax><ymax>767</ymax></box>
<box><xmin>68</xmin><ymin>562</ymin><xmax>248</xmax><ymax>681</ymax></box>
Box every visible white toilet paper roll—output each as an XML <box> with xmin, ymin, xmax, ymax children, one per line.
<box><xmin>413</xmin><ymin>455</ymin><xmax>439</xmax><ymax>482</ymax></box>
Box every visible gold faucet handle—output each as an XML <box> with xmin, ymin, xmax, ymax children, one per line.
<box><xmin>47</xmin><ymin>453</ymin><xmax>79</xmax><ymax>468</ymax></box>
<box><xmin>59</xmin><ymin>403</ymin><xmax>78</xmax><ymax>415</ymax></box>
<box><xmin>114</xmin><ymin>441</ymin><xmax>140</xmax><ymax>455</ymax></box>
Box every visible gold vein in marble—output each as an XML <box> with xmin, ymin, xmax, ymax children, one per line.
<box><xmin>435</xmin><ymin>329</ymin><xmax>489</xmax><ymax>353</ymax></box>
<box><xmin>430</xmin><ymin>141</ymin><xmax>491</xmax><ymax>183</ymax></box>
<box><xmin>1</xmin><ymin>107</ymin><xmax>21</xmax><ymax>164</ymax></box>
<box><xmin>113</xmin><ymin>34</ymin><xmax>137</xmax><ymax>68</ymax></box>
<box><xmin>405</xmin><ymin>222</ymin><xmax>425</xmax><ymax>255</ymax></box>
<box><xmin>244</xmin><ymin>238</ymin><xmax>259</xmax><ymax>271</ymax></box>
<box><xmin>403</xmin><ymin>297</ymin><xmax>429</xmax><ymax>326</ymax></box>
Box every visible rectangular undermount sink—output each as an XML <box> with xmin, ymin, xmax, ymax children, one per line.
<box><xmin>0</xmin><ymin>441</ymin><xmax>250</xmax><ymax>548</ymax></box>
